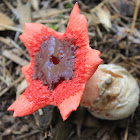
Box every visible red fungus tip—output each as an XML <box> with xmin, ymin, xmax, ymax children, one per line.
<box><xmin>8</xmin><ymin>3</ymin><xmax>102</xmax><ymax>121</ymax></box>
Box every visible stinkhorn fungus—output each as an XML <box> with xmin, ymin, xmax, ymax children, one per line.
<box><xmin>8</xmin><ymin>3</ymin><xmax>102</xmax><ymax>121</ymax></box>
<box><xmin>81</xmin><ymin>64</ymin><xmax>140</xmax><ymax>120</ymax></box>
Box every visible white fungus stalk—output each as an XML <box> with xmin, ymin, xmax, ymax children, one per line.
<box><xmin>81</xmin><ymin>64</ymin><xmax>140</xmax><ymax>120</ymax></box>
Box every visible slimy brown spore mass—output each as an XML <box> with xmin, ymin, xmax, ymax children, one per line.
<box><xmin>33</xmin><ymin>35</ymin><xmax>77</xmax><ymax>91</ymax></box>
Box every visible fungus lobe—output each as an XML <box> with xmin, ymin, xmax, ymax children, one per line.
<box><xmin>8</xmin><ymin>3</ymin><xmax>102</xmax><ymax>121</ymax></box>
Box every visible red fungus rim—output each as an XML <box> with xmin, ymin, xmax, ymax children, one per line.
<box><xmin>8</xmin><ymin>3</ymin><xmax>102</xmax><ymax>121</ymax></box>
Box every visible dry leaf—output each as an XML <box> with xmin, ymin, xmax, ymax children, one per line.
<box><xmin>96</xmin><ymin>7</ymin><xmax>112</xmax><ymax>30</ymax></box>
<box><xmin>30</xmin><ymin>0</ymin><xmax>39</xmax><ymax>11</ymax></box>
<box><xmin>17</xmin><ymin>5</ymin><xmax>32</xmax><ymax>29</ymax></box>
<box><xmin>0</xmin><ymin>12</ymin><xmax>14</xmax><ymax>31</ymax></box>
<box><xmin>16</xmin><ymin>79</ymin><xmax>27</xmax><ymax>99</ymax></box>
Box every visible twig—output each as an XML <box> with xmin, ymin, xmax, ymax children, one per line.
<box><xmin>1</xmin><ymin>57</ymin><xmax>14</xmax><ymax>86</ymax></box>
<box><xmin>97</xmin><ymin>40</ymin><xmax>113</xmax><ymax>45</ymax></box>
<box><xmin>7</xmin><ymin>38</ymin><xmax>30</xmax><ymax>60</ymax></box>
<box><xmin>5</xmin><ymin>60</ymin><xmax>12</xmax><ymax>66</ymax></box>
<box><xmin>0</xmin><ymin>37</ymin><xmax>13</xmax><ymax>47</ymax></box>
<box><xmin>38</xmin><ymin>109</ymin><xmax>43</xmax><ymax>116</ymax></box>
<box><xmin>2</xmin><ymin>0</ymin><xmax>19</xmax><ymax>18</ymax></box>
<box><xmin>109</xmin><ymin>54</ymin><xmax>127</xmax><ymax>64</ymax></box>
<box><xmin>130</xmin><ymin>0</ymin><xmax>140</xmax><ymax>34</ymax></box>
<box><xmin>124</xmin><ymin>121</ymin><xmax>129</xmax><ymax>140</ymax></box>
<box><xmin>109</xmin><ymin>54</ymin><xmax>121</xmax><ymax>64</ymax></box>
<box><xmin>88</xmin><ymin>32</ymin><xmax>95</xmax><ymax>37</ymax></box>
<box><xmin>132</xmin><ymin>56</ymin><xmax>140</xmax><ymax>60</ymax></box>
<box><xmin>129</xmin><ymin>67</ymin><xmax>136</xmax><ymax>74</ymax></box>
<box><xmin>14</xmin><ymin>130</ymin><xmax>40</xmax><ymax>140</ymax></box>
<box><xmin>2</xmin><ymin>50</ymin><xmax>29</xmax><ymax>66</ymax></box>
<box><xmin>90</xmin><ymin>0</ymin><xmax>107</xmax><ymax>13</ymax></box>
<box><xmin>0</xmin><ymin>24</ymin><xmax>23</xmax><ymax>32</ymax></box>
<box><xmin>0</xmin><ymin>76</ymin><xmax>24</xmax><ymax>97</ymax></box>
<box><xmin>108</xmin><ymin>0</ymin><xmax>120</xmax><ymax>14</ymax></box>
<box><xmin>2</xmin><ymin>56</ymin><xmax>6</xmax><ymax>78</ymax></box>
<box><xmin>1</xmin><ymin>56</ymin><xmax>13</xmax><ymax>85</ymax></box>
<box><xmin>96</xmin><ymin>25</ymin><xmax>103</xmax><ymax>38</ymax></box>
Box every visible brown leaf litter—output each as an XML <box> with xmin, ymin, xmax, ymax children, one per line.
<box><xmin>0</xmin><ymin>0</ymin><xmax>140</xmax><ymax>140</ymax></box>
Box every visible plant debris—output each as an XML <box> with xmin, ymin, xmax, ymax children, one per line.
<box><xmin>0</xmin><ymin>0</ymin><xmax>140</xmax><ymax>140</ymax></box>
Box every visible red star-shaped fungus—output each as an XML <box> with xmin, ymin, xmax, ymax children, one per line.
<box><xmin>8</xmin><ymin>3</ymin><xmax>102</xmax><ymax>121</ymax></box>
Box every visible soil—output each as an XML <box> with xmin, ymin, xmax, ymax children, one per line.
<box><xmin>0</xmin><ymin>0</ymin><xmax>140</xmax><ymax>140</ymax></box>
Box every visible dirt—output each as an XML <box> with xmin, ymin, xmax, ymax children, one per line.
<box><xmin>0</xmin><ymin>0</ymin><xmax>140</xmax><ymax>140</ymax></box>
